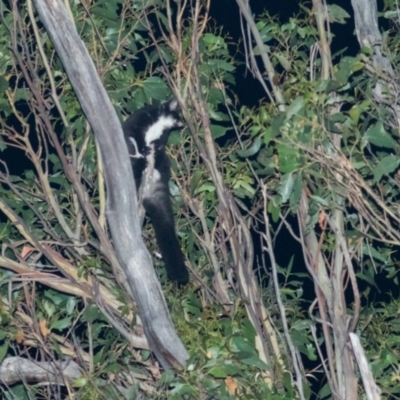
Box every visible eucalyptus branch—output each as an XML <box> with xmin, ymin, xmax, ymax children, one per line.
<box><xmin>261</xmin><ymin>183</ymin><xmax>305</xmax><ymax>400</ymax></box>
<box><xmin>11</xmin><ymin>26</ymin><xmax>130</xmax><ymax>293</ymax></box>
<box><xmin>27</xmin><ymin>0</ymin><xmax>68</xmax><ymax>128</ymax></box>
<box><xmin>311</xmin><ymin>0</ymin><xmax>333</xmax><ymax>79</ymax></box>
<box><xmin>235</xmin><ymin>0</ymin><xmax>285</xmax><ymax>109</ymax></box>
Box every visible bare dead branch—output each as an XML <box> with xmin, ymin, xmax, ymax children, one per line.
<box><xmin>0</xmin><ymin>357</ymin><xmax>81</xmax><ymax>385</ymax></box>
<box><xmin>350</xmin><ymin>333</ymin><xmax>382</xmax><ymax>400</ymax></box>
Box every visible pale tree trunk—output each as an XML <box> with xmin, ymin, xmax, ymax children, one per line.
<box><xmin>351</xmin><ymin>0</ymin><xmax>400</xmax><ymax>121</ymax></box>
<box><xmin>32</xmin><ymin>0</ymin><xmax>188</xmax><ymax>370</ymax></box>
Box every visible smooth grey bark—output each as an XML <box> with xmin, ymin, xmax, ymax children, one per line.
<box><xmin>0</xmin><ymin>356</ymin><xmax>139</xmax><ymax>395</ymax></box>
<box><xmin>349</xmin><ymin>334</ymin><xmax>382</xmax><ymax>400</ymax></box>
<box><xmin>32</xmin><ymin>0</ymin><xmax>188</xmax><ymax>369</ymax></box>
<box><xmin>0</xmin><ymin>357</ymin><xmax>81</xmax><ymax>385</ymax></box>
<box><xmin>351</xmin><ymin>0</ymin><xmax>394</xmax><ymax>73</ymax></box>
<box><xmin>351</xmin><ymin>0</ymin><xmax>400</xmax><ymax>121</ymax></box>
<box><xmin>350</xmin><ymin>1</ymin><xmax>388</xmax><ymax>398</ymax></box>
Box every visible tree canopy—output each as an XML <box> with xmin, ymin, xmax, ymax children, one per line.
<box><xmin>0</xmin><ymin>0</ymin><xmax>399</xmax><ymax>399</ymax></box>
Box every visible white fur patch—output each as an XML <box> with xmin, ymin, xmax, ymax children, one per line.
<box><xmin>128</xmin><ymin>137</ymin><xmax>143</xmax><ymax>158</ymax></box>
<box><xmin>151</xmin><ymin>168</ymin><xmax>161</xmax><ymax>182</ymax></box>
<box><xmin>144</xmin><ymin>115</ymin><xmax>176</xmax><ymax>145</ymax></box>
<box><xmin>143</xmin><ymin>168</ymin><xmax>162</xmax><ymax>198</ymax></box>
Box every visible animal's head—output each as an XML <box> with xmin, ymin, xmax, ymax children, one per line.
<box><xmin>144</xmin><ymin>99</ymin><xmax>184</xmax><ymax>146</ymax></box>
<box><xmin>159</xmin><ymin>99</ymin><xmax>184</xmax><ymax>129</ymax></box>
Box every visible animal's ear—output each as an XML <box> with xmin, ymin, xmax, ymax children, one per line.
<box><xmin>168</xmin><ymin>98</ymin><xmax>179</xmax><ymax>111</ymax></box>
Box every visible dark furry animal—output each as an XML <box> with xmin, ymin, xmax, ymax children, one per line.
<box><xmin>122</xmin><ymin>99</ymin><xmax>189</xmax><ymax>285</ymax></box>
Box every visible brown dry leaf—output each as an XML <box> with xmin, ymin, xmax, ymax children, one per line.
<box><xmin>318</xmin><ymin>210</ymin><xmax>326</xmax><ymax>229</ymax></box>
<box><xmin>15</xmin><ymin>330</ymin><xmax>24</xmax><ymax>344</ymax></box>
<box><xmin>39</xmin><ymin>319</ymin><xmax>51</xmax><ymax>337</ymax></box>
<box><xmin>20</xmin><ymin>246</ymin><xmax>35</xmax><ymax>260</ymax></box>
<box><xmin>214</xmin><ymin>81</ymin><xmax>224</xmax><ymax>90</ymax></box>
<box><xmin>148</xmin><ymin>363</ymin><xmax>161</xmax><ymax>380</ymax></box>
<box><xmin>108</xmin><ymin>373</ymin><xmax>116</xmax><ymax>382</ymax></box>
<box><xmin>225</xmin><ymin>376</ymin><xmax>238</xmax><ymax>395</ymax></box>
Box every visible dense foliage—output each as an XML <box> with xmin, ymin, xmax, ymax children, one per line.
<box><xmin>0</xmin><ymin>0</ymin><xmax>399</xmax><ymax>398</ymax></box>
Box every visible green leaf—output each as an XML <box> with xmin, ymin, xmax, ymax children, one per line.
<box><xmin>224</xmin><ymin>363</ymin><xmax>241</xmax><ymax>375</ymax></box>
<box><xmin>316</xmin><ymin>79</ymin><xmax>342</xmax><ymax>93</ymax></box>
<box><xmin>306</xmin><ymin>343</ymin><xmax>317</xmax><ymax>361</ymax></box>
<box><xmin>44</xmin><ymin>289</ymin><xmax>66</xmax><ymax>305</ymax></box>
<box><xmin>190</xmin><ymin>171</ymin><xmax>203</xmax><ymax>193</ymax></box>
<box><xmin>167</xmin><ymin>131</ymin><xmax>182</xmax><ymax>145</ymax></box>
<box><xmin>209</xmin><ymin>366</ymin><xmax>227</xmax><ymax>378</ymax></box>
<box><xmin>356</xmin><ymin>272</ymin><xmax>378</xmax><ymax>289</ymax></box>
<box><xmin>196</xmin><ymin>183</ymin><xmax>215</xmax><ymax>194</ymax></box>
<box><xmin>73</xmin><ymin>377</ymin><xmax>88</xmax><ymax>388</ymax></box>
<box><xmin>170</xmin><ymin>383</ymin><xmax>197</xmax><ymax>395</ymax></box>
<box><xmin>142</xmin><ymin>77</ymin><xmax>169</xmax><ymax>101</ymax></box>
<box><xmin>384</xmin><ymin>351</ymin><xmax>398</xmax><ymax>364</ymax></box>
<box><xmin>292</xmin><ymin>319</ymin><xmax>311</xmax><ymax>331</ymax></box>
<box><xmin>286</xmin><ymin>96</ymin><xmax>304</xmax><ymax>121</ymax></box>
<box><xmin>0</xmin><ymin>342</ymin><xmax>8</xmax><ymax>363</ymax></box>
<box><xmin>242</xmin><ymin>318</ymin><xmax>256</xmax><ymax>345</ymax></box>
<box><xmin>0</xmin><ymin>99</ymin><xmax>12</xmax><ymax>118</ymax></box>
<box><xmin>52</xmin><ymin>339</ymin><xmax>63</xmax><ymax>357</ymax></box>
<box><xmin>239</xmin><ymin>357</ymin><xmax>268</xmax><ymax>370</ymax></box>
<box><xmin>275</xmin><ymin>53</ymin><xmax>291</xmax><ymax>71</ymax></box>
<box><xmin>282</xmin><ymin>371</ymin><xmax>295</xmax><ymax>395</ymax></box>
<box><xmin>83</xmin><ymin>304</ymin><xmax>104</xmax><ymax>323</ymax></box>
<box><xmin>123</xmin><ymin>386</ymin><xmax>140</xmax><ymax>400</ymax></box>
<box><xmin>328</xmin><ymin>4</ymin><xmax>350</xmax><ymax>24</ymax></box>
<box><xmin>373</xmin><ymin>154</ymin><xmax>399</xmax><ymax>182</ymax></box>
<box><xmin>233</xmin><ymin>179</ymin><xmax>256</xmax><ymax>197</ymax></box>
<box><xmin>310</xmin><ymin>195</ymin><xmax>330</xmax><ymax>206</ymax></box>
<box><xmin>319</xmin><ymin>383</ymin><xmax>332</xmax><ymax>399</ymax></box>
<box><xmin>335</xmin><ymin>57</ymin><xmax>357</xmax><ymax>86</ymax></box>
<box><xmin>290</xmin><ymin>173</ymin><xmax>302</xmax><ymax>212</ymax></box>
<box><xmin>277</xmin><ymin>144</ymin><xmax>299</xmax><ymax>173</ymax></box>
<box><xmin>363</xmin><ymin>122</ymin><xmax>397</xmax><ymax>149</ymax></box>
<box><xmin>210</xmin><ymin>124</ymin><xmax>229</xmax><ymax>139</ymax></box>
<box><xmin>0</xmin><ymin>76</ymin><xmax>9</xmax><ymax>93</ymax></box>
<box><xmin>208</xmin><ymin>59</ymin><xmax>235</xmax><ymax>72</ymax></box>
<box><xmin>384</xmin><ymin>11</ymin><xmax>399</xmax><ymax>19</ymax></box>
<box><xmin>231</xmin><ymin>336</ymin><xmax>257</xmax><ymax>358</ymax></box>
<box><xmin>7</xmin><ymin>384</ymin><xmax>29</xmax><ymax>400</ymax></box>
<box><xmin>202</xmin><ymin>33</ymin><xmax>227</xmax><ymax>51</ymax></box>
<box><xmin>278</xmin><ymin>173</ymin><xmax>295</xmax><ymax>203</ymax></box>
<box><xmin>268</xmin><ymin>199</ymin><xmax>280</xmax><ymax>223</ymax></box>
<box><xmin>66</xmin><ymin>297</ymin><xmax>77</xmax><ymax>314</ymax></box>
<box><xmin>362</xmin><ymin>242</ymin><xmax>388</xmax><ymax>262</ymax></box>
<box><xmin>271</xmin><ymin>112</ymin><xmax>286</xmax><ymax>135</ymax></box>
<box><xmin>237</xmin><ymin>136</ymin><xmax>262</xmax><ymax>158</ymax></box>
<box><xmin>93</xmin><ymin>347</ymin><xmax>105</xmax><ymax>364</ymax></box>
<box><xmin>51</xmin><ymin>317</ymin><xmax>72</xmax><ymax>331</ymax></box>
<box><xmin>15</xmin><ymin>88</ymin><xmax>30</xmax><ymax>101</ymax></box>
<box><xmin>261</xmin><ymin>126</ymin><xmax>275</xmax><ymax>146</ymax></box>
<box><xmin>91</xmin><ymin>4</ymin><xmax>118</xmax><ymax>21</ymax></box>
<box><xmin>43</xmin><ymin>300</ymin><xmax>56</xmax><ymax>317</ymax></box>
<box><xmin>159</xmin><ymin>370</ymin><xmax>175</xmax><ymax>384</ymax></box>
